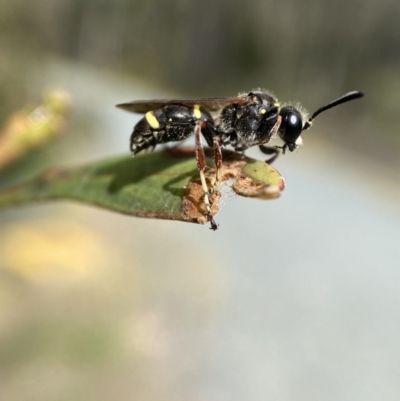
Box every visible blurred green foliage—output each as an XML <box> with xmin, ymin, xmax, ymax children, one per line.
<box><xmin>2</xmin><ymin>0</ymin><xmax>399</xmax><ymax>93</ymax></box>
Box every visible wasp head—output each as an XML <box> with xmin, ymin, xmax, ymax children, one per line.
<box><xmin>277</xmin><ymin>106</ymin><xmax>304</xmax><ymax>153</ymax></box>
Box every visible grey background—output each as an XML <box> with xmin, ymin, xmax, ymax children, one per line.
<box><xmin>0</xmin><ymin>1</ymin><xmax>400</xmax><ymax>400</ymax></box>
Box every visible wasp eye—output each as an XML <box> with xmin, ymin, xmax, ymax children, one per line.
<box><xmin>279</xmin><ymin>106</ymin><xmax>303</xmax><ymax>145</ymax></box>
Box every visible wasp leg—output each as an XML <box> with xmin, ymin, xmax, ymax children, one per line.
<box><xmin>259</xmin><ymin>145</ymin><xmax>280</xmax><ymax>164</ymax></box>
<box><xmin>195</xmin><ymin>120</ymin><xmax>221</xmax><ymax>193</ymax></box>
<box><xmin>212</xmin><ymin>136</ymin><xmax>222</xmax><ymax>191</ymax></box>
<box><xmin>258</xmin><ymin>115</ymin><xmax>282</xmax><ymax>163</ymax></box>
<box><xmin>194</xmin><ymin>121</ymin><xmax>218</xmax><ymax>231</ymax></box>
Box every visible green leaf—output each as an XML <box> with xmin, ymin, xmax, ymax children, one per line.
<box><xmin>0</xmin><ymin>147</ymin><xmax>284</xmax><ymax>226</ymax></box>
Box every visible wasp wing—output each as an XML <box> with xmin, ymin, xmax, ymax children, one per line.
<box><xmin>116</xmin><ymin>96</ymin><xmax>246</xmax><ymax>114</ymax></box>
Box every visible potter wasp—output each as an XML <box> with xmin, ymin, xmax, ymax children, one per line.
<box><xmin>117</xmin><ymin>90</ymin><xmax>364</xmax><ymax>230</ymax></box>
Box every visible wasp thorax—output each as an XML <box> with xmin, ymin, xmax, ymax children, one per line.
<box><xmin>278</xmin><ymin>106</ymin><xmax>303</xmax><ymax>151</ymax></box>
<box><xmin>243</xmin><ymin>92</ymin><xmax>278</xmax><ymax>119</ymax></box>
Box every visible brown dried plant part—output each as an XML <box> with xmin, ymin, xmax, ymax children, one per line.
<box><xmin>169</xmin><ymin>147</ymin><xmax>285</xmax><ymax>225</ymax></box>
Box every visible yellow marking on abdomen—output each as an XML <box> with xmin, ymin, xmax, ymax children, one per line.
<box><xmin>193</xmin><ymin>104</ymin><xmax>201</xmax><ymax>119</ymax></box>
<box><xmin>145</xmin><ymin>111</ymin><xmax>160</xmax><ymax>129</ymax></box>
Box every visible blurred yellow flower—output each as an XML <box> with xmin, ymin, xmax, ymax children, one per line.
<box><xmin>0</xmin><ymin>219</ymin><xmax>113</xmax><ymax>283</ymax></box>
<box><xmin>0</xmin><ymin>90</ymin><xmax>70</xmax><ymax>170</ymax></box>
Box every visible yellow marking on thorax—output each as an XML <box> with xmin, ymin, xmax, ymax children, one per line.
<box><xmin>193</xmin><ymin>104</ymin><xmax>202</xmax><ymax>119</ymax></box>
<box><xmin>145</xmin><ymin>111</ymin><xmax>160</xmax><ymax>129</ymax></box>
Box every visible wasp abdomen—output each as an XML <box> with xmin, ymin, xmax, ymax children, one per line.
<box><xmin>130</xmin><ymin>104</ymin><xmax>215</xmax><ymax>155</ymax></box>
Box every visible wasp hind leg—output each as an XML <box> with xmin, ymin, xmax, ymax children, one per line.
<box><xmin>194</xmin><ymin>121</ymin><xmax>218</xmax><ymax>231</ymax></box>
<box><xmin>211</xmin><ymin>136</ymin><xmax>222</xmax><ymax>192</ymax></box>
<box><xmin>199</xmin><ymin>122</ymin><xmax>222</xmax><ymax>193</ymax></box>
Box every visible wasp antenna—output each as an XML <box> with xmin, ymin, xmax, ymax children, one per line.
<box><xmin>303</xmin><ymin>91</ymin><xmax>364</xmax><ymax>130</ymax></box>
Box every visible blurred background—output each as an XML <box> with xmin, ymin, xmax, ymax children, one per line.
<box><xmin>1</xmin><ymin>1</ymin><xmax>400</xmax><ymax>400</ymax></box>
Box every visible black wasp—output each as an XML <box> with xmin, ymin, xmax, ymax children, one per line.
<box><xmin>117</xmin><ymin>90</ymin><xmax>364</xmax><ymax>230</ymax></box>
